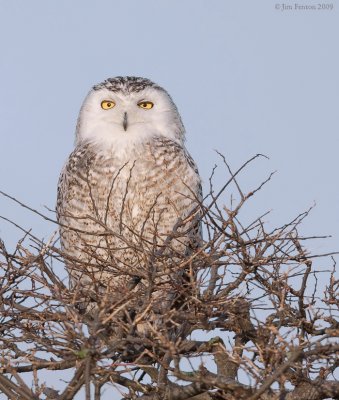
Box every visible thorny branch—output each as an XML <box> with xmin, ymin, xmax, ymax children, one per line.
<box><xmin>0</xmin><ymin>155</ymin><xmax>338</xmax><ymax>399</ymax></box>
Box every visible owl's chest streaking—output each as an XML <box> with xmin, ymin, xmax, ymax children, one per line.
<box><xmin>57</xmin><ymin>137</ymin><xmax>201</xmax><ymax>267</ymax></box>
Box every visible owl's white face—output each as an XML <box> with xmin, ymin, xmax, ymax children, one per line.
<box><xmin>76</xmin><ymin>78</ymin><xmax>185</xmax><ymax>150</ymax></box>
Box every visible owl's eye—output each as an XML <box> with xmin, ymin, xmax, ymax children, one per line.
<box><xmin>137</xmin><ymin>101</ymin><xmax>154</xmax><ymax>110</ymax></box>
<box><xmin>101</xmin><ymin>100</ymin><xmax>115</xmax><ymax>110</ymax></box>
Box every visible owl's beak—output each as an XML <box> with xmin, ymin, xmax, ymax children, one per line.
<box><xmin>123</xmin><ymin>112</ymin><xmax>128</xmax><ymax>131</ymax></box>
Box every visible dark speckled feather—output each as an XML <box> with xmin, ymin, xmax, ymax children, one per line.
<box><xmin>57</xmin><ymin>137</ymin><xmax>202</xmax><ymax>294</ymax></box>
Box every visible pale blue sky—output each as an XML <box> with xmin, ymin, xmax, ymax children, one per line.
<box><xmin>0</xmin><ymin>0</ymin><xmax>338</xmax><ymax>397</ymax></box>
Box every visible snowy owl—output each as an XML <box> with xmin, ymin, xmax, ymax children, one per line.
<box><xmin>56</xmin><ymin>76</ymin><xmax>202</xmax><ymax>318</ymax></box>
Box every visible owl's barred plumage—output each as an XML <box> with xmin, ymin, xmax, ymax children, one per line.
<box><xmin>57</xmin><ymin>76</ymin><xmax>202</xmax><ymax>320</ymax></box>
<box><xmin>92</xmin><ymin>76</ymin><xmax>165</xmax><ymax>94</ymax></box>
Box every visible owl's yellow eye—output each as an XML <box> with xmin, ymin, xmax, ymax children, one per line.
<box><xmin>137</xmin><ymin>101</ymin><xmax>154</xmax><ymax>110</ymax></box>
<box><xmin>101</xmin><ymin>100</ymin><xmax>115</xmax><ymax>110</ymax></box>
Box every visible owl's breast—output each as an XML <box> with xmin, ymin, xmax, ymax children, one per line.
<box><xmin>57</xmin><ymin>140</ymin><xmax>201</xmax><ymax>261</ymax></box>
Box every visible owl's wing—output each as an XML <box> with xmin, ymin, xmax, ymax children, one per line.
<box><xmin>178</xmin><ymin>145</ymin><xmax>203</xmax><ymax>248</ymax></box>
<box><xmin>56</xmin><ymin>143</ymin><xmax>93</xmax><ymax>220</ymax></box>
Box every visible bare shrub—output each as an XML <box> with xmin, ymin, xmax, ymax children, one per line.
<box><xmin>0</xmin><ymin>155</ymin><xmax>338</xmax><ymax>400</ymax></box>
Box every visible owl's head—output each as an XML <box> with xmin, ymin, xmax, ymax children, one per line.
<box><xmin>75</xmin><ymin>77</ymin><xmax>185</xmax><ymax>148</ymax></box>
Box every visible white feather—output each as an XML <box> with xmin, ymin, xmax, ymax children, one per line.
<box><xmin>76</xmin><ymin>86</ymin><xmax>185</xmax><ymax>156</ymax></box>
